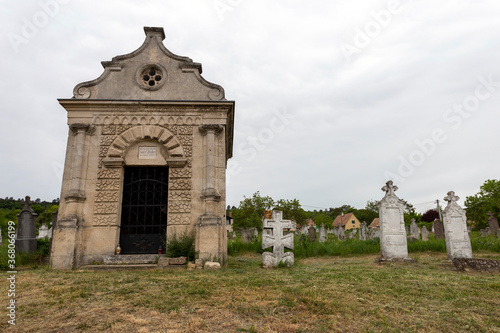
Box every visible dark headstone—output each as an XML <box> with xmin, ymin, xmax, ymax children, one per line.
<box><xmin>487</xmin><ymin>212</ymin><xmax>499</xmax><ymax>234</ymax></box>
<box><xmin>433</xmin><ymin>219</ymin><xmax>445</xmax><ymax>239</ymax></box>
<box><xmin>16</xmin><ymin>196</ymin><xmax>37</xmax><ymax>253</ymax></box>
<box><xmin>308</xmin><ymin>226</ymin><xmax>317</xmax><ymax>242</ymax></box>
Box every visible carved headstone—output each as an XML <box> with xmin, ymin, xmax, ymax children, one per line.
<box><xmin>409</xmin><ymin>219</ymin><xmax>420</xmax><ymax>240</ymax></box>
<box><xmin>433</xmin><ymin>219</ymin><xmax>445</xmax><ymax>239</ymax></box>
<box><xmin>262</xmin><ymin>211</ymin><xmax>294</xmax><ymax>268</ymax></box>
<box><xmin>241</xmin><ymin>228</ymin><xmax>257</xmax><ymax>243</ymax></box>
<box><xmin>421</xmin><ymin>226</ymin><xmax>429</xmax><ymax>241</ymax></box>
<box><xmin>378</xmin><ymin>181</ymin><xmax>409</xmax><ymax>260</ymax></box>
<box><xmin>359</xmin><ymin>222</ymin><xmax>368</xmax><ymax>241</ymax></box>
<box><xmin>308</xmin><ymin>226</ymin><xmax>317</xmax><ymax>242</ymax></box>
<box><xmin>318</xmin><ymin>224</ymin><xmax>327</xmax><ymax>243</ymax></box>
<box><xmin>15</xmin><ymin>196</ymin><xmax>38</xmax><ymax>253</ymax></box>
<box><xmin>37</xmin><ymin>223</ymin><xmax>50</xmax><ymax>239</ymax></box>
<box><xmin>370</xmin><ymin>228</ymin><xmax>380</xmax><ymax>240</ymax></box>
<box><xmin>487</xmin><ymin>212</ymin><xmax>499</xmax><ymax>234</ymax></box>
<box><xmin>337</xmin><ymin>226</ymin><xmax>345</xmax><ymax>240</ymax></box>
<box><xmin>442</xmin><ymin>191</ymin><xmax>472</xmax><ymax>259</ymax></box>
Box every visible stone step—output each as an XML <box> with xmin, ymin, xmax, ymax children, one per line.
<box><xmin>103</xmin><ymin>254</ymin><xmax>160</xmax><ymax>265</ymax></box>
<box><xmin>79</xmin><ymin>264</ymin><xmax>158</xmax><ymax>271</ymax></box>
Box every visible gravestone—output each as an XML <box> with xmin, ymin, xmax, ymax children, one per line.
<box><xmin>241</xmin><ymin>228</ymin><xmax>257</xmax><ymax>243</ymax></box>
<box><xmin>16</xmin><ymin>196</ymin><xmax>38</xmax><ymax>253</ymax></box>
<box><xmin>348</xmin><ymin>228</ymin><xmax>357</xmax><ymax>239</ymax></box>
<box><xmin>337</xmin><ymin>226</ymin><xmax>345</xmax><ymax>240</ymax></box>
<box><xmin>370</xmin><ymin>228</ymin><xmax>380</xmax><ymax>240</ymax></box>
<box><xmin>37</xmin><ymin>223</ymin><xmax>50</xmax><ymax>239</ymax></box>
<box><xmin>301</xmin><ymin>225</ymin><xmax>308</xmax><ymax>235</ymax></box>
<box><xmin>378</xmin><ymin>181</ymin><xmax>409</xmax><ymax>260</ymax></box>
<box><xmin>433</xmin><ymin>219</ymin><xmax>445</xmax><ymax>239</ymax></box>
<box><xmin>359</xmin><ymin>222</ymin><xmax>368</xmax><ymax>241</ymax></box>
<box><xmin>262</xmin><ymin>211</ymin><xmax>294</xmax><ymax>268</ymax></box>
<box><xmin>318</xmin><ymin>224</ymin><xmax>327</xmax><ymax>243</ymax></box>
<box><xmin>51</xmin><ymin>27</ymin><xmax>235</xmax><ymax>269</ymax></box>
<box><xmin>409</xmin><ymin>219</ymin><xmax>420</xmax><ymax>240</ymax></box>
<box><xmin>421</xmin><ymin>226</ymin><xmax>429</xmax><ymax>241</ymax></box>
<box><xmin>308</xmin><ymin>226</ymin><xmax>317</xmax><ymax>242</ymax></box>
<box><xmin>487</xmin><ymin>212</ymin><xmax>499</xmax><ymax>235</ymax></box>
<box><xmin>480</xmin><ymin>228</ymin><xmax>491</xmax><ymax>237</ymax></box>
<box><xmin>442</xmin><ymin>191</ymin><xmax>472</xmax><ymax>259</ymax></box>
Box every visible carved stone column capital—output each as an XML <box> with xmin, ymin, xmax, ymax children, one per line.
<box><xmin>70</xmin><ymin>123</ymin><xmax>95</xmax><ymax>135</ymax></box>
<box><xmin>198</xmin><ymin>124</ymin><xmax>223</xmax><ymax>136</ymax></box>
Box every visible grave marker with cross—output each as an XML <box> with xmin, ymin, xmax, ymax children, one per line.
<box><xmin>262</xmin><ymin>211</ymin><xmax>294</xmax><ymax>268</ymax></box>
<box><xmin>442</xmin><ymin>191</ymin><xmax>472</xmax><ymax>259</ymax></box>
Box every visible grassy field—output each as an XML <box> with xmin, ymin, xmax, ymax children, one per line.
<box><xmin>1</xmin><ymin>251</ymin><xmax>500</xmax><ymax>332</ymax></box>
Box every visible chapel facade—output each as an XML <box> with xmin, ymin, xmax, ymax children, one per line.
<box><xmin>50</xmin><ymin>27</ymin><xmax>234</xmax><ymax>269</ymax></box>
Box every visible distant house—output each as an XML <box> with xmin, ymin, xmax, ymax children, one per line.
<box><xmin>306</xmin><ymin>219</ymin><xmax>316</xmax><ymax>227</ymax></box>
<box><xmin>369</xmin><ymin>218</ymin><xmax>379</xmax><ymax>228</ymax></box>
<box><xmin>332</xmin><ymin>212</ymin><xmax>361</xmax><ymax>230</ymax></box>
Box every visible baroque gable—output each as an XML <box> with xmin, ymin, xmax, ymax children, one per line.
<box><xmin>72</xmin><ymin>27</ymin><xmax>225</xmax><ymax>101</ymax></box>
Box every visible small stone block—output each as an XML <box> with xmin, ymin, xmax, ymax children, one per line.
<box><xmin>169</xmin><ymin>257</ymin><xmax>187</xmax><ymax>265</ymax></box>
<box><xmin>157</xmin><ymin>257</ymin><xmax>169</xmax><ymax>267</ymax></box>
<box><xmin>204</xmin><ymin>261</ymin><xmax>220</xmax><ymax>270</ymax></box>
<box><xmin>186</xmin><ymin>262</ymin><xmax>196</xmax><ymax>271</ymax></box>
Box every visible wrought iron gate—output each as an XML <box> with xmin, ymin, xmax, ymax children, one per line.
<box><xmin>119</xmin><ymin>166</ymin><xmax>169</xmax><ymax>254</ymax></box>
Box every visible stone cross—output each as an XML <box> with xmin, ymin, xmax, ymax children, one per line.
<box><xmin>487</xmin><ymin>212</ymin><xmax>499</xmax><ymax>234</ymax></box>
<box><xmin>442</xmin><ymin>191</ymin><xmax>472</xmax><ymax>259</ymax></box>
<box><xmin>262</xmin><ymin>211</ymin><xmax>294</xmax><ymax>268</ymax></box>
<box><xmin>382</xmin><ymin>180</ymin><xmax>398</xmax><ymax>196</ymax></box>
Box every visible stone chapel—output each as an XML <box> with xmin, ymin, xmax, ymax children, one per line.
<box><xmin>50</xmin><ymin>27</ymin><xmax>234</xmax><ymax>269</ymax></box>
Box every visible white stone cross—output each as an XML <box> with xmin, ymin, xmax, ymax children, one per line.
<box><xmin>444</xmin><ymin>191</ymin><xmax>460</xmax><ymax>204</ymax></box>
<box><xmin>382</xmin><ymin>180</ymin><xmax>398</xmax><ymax>196</ymax></box>
<box><xmin>262</xmin><ymin>211</ymin><xmax>294</xmax><ymax>256</ymax></box>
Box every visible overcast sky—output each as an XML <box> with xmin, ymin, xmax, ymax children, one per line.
<box><xmin>1</xmin><ymin>0</ymin><xmax>499</xmax><ymax>213</ymax></box>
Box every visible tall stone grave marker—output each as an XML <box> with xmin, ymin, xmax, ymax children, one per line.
<box><xmin>487</xmin><ymin>212</ymin><xmax>499</xmax><ymax>235</ymax></box>
<box><xmin>337</xmin><ymin>226</ymin><xmax>345</xmax><ymax>240</ymax></box>
<box><xmin>37</xmin><ymin>223</ymin><xmax>50</xmax><ymax>239</ymax></box>
<box><xmin>16</xmin><ymin>196</ymin><xmax>37</xmax><ymax>253</ymax></box>
<box><xmin>262</xmin><ymin>211</ymin><xmax>294</xmax><ymax>268</ymax></box>
<box><xmin>50</xmin><ymin>27</ymin><xmax>234</xmax><ymax>269</ymax></box>
<box><xmin>359</xmin><ymin>222</ymin><xmax>368</xmax><ymax>241</ymax></box>
<box><xmin>421</xmin><ymin>226</ymin><xmax>429</xmax><ymax>241</ymax></box>
<box><xmin>318</xmin><ymin>224</ymin><xmax>327</xmax><ymax>243</ymax></box>
<box><xmin>308</xmin><ymin>226</ymin><xmax>317</xmax><ymax>242</ymax></box>
<box><xmin>378</xmin><ymin>181</ymin><xmax>409</xmax><ymax>260</ymax></box>
<box><xmin>433</xmin><ymin>219</ymin><xmax>445</xmax><ymax>239</ymax></box>
<box><xmin>442</xmin><ymin>191</ymin><xmax>472</xmax><ymax>259</ymax></box>
<box><xmin>409</xmin><ymin>219</ymin><xmax>420</xmax><ymax>240</ymax></box>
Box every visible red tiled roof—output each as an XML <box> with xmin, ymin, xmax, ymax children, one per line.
<box><xmin>332</xmin><ymin>212</ymin><xmax>354</xmax><ymax>227</ymax></box>
<box><xmin>369</xmin><ymin>218</ymin><xmax>379</xmax><ymax>228</ymax></box>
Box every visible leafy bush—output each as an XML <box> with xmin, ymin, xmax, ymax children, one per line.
<box><xmin>0</xmin><ymin>238</ymin><xmax>51</xmax><ymax>270</ymax></box>
<box><xmin>165</xmin><ymin>229</ymin><xmax>196</xmax><ymax>261</ymax></box>
<box><xmin>228</xmin><ymin>235</ymin><xmax>263</xmax><ymax>256</ymax></box>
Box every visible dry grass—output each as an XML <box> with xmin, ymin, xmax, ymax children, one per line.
<box><xmin>1</xmin><ymin>252</ymin><xmax>500</xmax><ymax>332</ymax></box>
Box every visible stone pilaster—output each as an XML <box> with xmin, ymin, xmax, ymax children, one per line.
<box><xmin>197</xmin><ymin>124</ymin><xmax>225</xmax><ymax>261</ymax></box>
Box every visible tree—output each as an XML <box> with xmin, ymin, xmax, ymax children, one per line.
<box><xmin>274</xmin><ymin>198</ymin><xmax>307</xmax><ymax>226</ymax></box>
<box><xmin>465</xmin><ymin>179</ymin><xmax>500</xmax><ymax>230</ymax></box>
<box><xmin>365</xmin><ymin>200</ymin><xmax>379</xmax><ymax>213</ymax></box>
<box><xmin>421</xmin><ymin>209</ymin><xmax>439</xmax><ymax>222</ymax></box>
<box><xmin>232</xmin><ymin>192</ymin><xmax>274</xmax><ymax>231</ymax></box>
